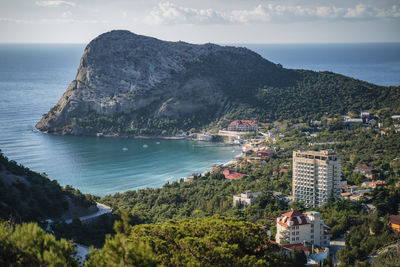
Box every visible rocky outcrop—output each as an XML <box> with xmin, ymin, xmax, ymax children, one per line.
<box><xmin>36</xmin><ymin>30</ymin><xmax>400</xmax><ymax>136</ymax></box>
<box><xmin>36</xmin><ymin>30</ymin><xmax>285</xmax><ymax>135</ymax></box>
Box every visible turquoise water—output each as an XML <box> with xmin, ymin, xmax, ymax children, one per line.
<box><xmin>0</xmin><ymin>44</ymin><xmax>239</xmax><ymax>196</ymax></box>
<box><xmin>0</xmin><ymin>43</ymin><xmax>399</xmax><ymax>196</ymax></box>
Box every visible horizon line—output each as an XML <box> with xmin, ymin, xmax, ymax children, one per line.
<box><xmin>0</xmin><ymin>41</ymin><xmax>399</xmax><ymax>45</ymax></box>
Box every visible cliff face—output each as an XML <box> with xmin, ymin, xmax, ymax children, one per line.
<box><xmin>36</xmin><ymin>30</ymin><xmax>400</xmax><ymax>135</ymax></box>
<box><xmin>36</xmin><ymin>30</ymin><xmax>285</xmax><ymax>135</ymax></box>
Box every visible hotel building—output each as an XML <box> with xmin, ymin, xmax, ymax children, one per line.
<box><xmin>292</xmin><ymin>150</ymin><xmax>341</xmax><ymax>207</ymax></box>
<box><xmin>275</xmin><ymin>210</ymin><xmax>330</xmax><ymax>246</ymax></box>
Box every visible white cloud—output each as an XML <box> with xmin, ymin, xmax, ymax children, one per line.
<box><xmin>35</xmin><ymin>1</ymin><xmax>77</xmax><ymax>7</ymax></box>
<box><xmin>144</xmin><ymin>2</ymin><xmax>228</xmax><ymax>25</ymax></box>
<box><xmin>144</xmin><ymin>2</ymin><xmax>400</xmax><ymax>25</ymax></box>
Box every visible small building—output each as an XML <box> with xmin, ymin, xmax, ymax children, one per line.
<box><xmin>282</xmin><ymin>243</ymin><xmax>311</xmax><ymax>256</ymax></box>
<box><xmin>223</xmin><ymin>169</ymin><xmax>245</xmax><ymax>180</ymax></box>
<box><xmin>233</xmin><ymin>192</ymin><xmax>261</xmax><ymax>208</ymax></box>
<box><xmin>185</xmin><ymin>176</ymin><xmax>195</xmax><ymax>182</ymax></box>
<box><xmin>354</xmin><ymin>164</ymin><xmax>376</xmax><ymax>179</ymax></box>
<box><xmin>257</xmin><ymin>150</ymin><xmax>273</xmax><ymax>158</ymax></box>
<box><xmin>391</xmin><ymin>115</ymin><xmax>400</xmax><ymax>120</ymax></box>
<box><xmin>361</xmin><ymin>112</ymin><xmax>374</xmax><ymax>123</ymax></box>
<box><xmin>279</xmin><ymin>168</ymin><xmax>288</xmax><ymax>174</ymax></box>
<box><xmin>227</xmin><ymin>120</ymin><xmax>259</xmax><ymax>132</ymax></box>
<box><xmin>368</xmin><ymin>180</ymin><xmax>387</xmax><ymax>188</ymax></box>
<box><xmin>197</xmin><ymin>133</ymin><xmax>212</xmax><ymax>141</ymax></box>
<box><xmin>389</xmin><ymin>215</ymin><xmax>400</xmax><ymax>233</ymax></box>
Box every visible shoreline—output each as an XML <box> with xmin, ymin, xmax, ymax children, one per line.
<box><xmin>38</xmin><ymin>128</ymin><xmax>244</xmax><ymax>196</ymax></box>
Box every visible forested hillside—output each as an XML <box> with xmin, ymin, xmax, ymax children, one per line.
<box><xmin>0</xmin><ymin>150</ymin><xmax>97</xmax><ymax>222</ymax></box>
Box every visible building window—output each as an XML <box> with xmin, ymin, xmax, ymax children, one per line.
<box><xmin>292</xmin><ymin>238</ymin><xmax>295</xmax><ymax>241</ymax></box>
<box><xmin>296</xmin><ymin>231</ymin><xmax>299</xmax><ymax>235</ymax></box>
<box><xmin>311</xmin><ymin>229</ymin><xmax>314</xmax><ymax>233</ymax></box>
<box><xmin>292</xmin><ymin>232</ymin><xmax>295</xmax><ymax>235</ymax></box>
<box><xmin>296</xmin><ymin>237</ymin><xmax>299</xmax><ymax>241</ymax></box>
<box><xmin>311</xmin><ymin>235</ymin><xmax>314</xmax><ymax>239</ymax></box>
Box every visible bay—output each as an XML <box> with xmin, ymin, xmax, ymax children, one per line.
<box><xmin>0</xmin><ymin>42</ymin><xmax>399</xmax><ymax>196</ymax></box>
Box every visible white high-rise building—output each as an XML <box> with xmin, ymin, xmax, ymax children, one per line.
<box><xmin>292</xmin><ymin>150</ymin><xmax>341</xmax><ymax>207</ymax></box>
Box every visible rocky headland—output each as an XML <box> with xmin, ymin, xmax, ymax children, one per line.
<box><xmin>36</xmin><ymin>30</ymin><xmax>400</xmax><ymax>136</ymax></box>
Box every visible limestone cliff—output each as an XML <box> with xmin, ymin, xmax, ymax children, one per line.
<box><xmin>36</xmin><ymin>30</ymin><xmax>400</xmax><ymax>135</ymax></box>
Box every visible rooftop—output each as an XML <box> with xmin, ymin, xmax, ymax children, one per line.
<box><xmin>389</xmin><ymin>215</ymin><xmax>400</xmax><ymax>225</ymax></box>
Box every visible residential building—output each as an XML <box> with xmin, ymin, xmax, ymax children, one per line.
<box><xmin>389</xmin><ymin>215</ymin><xmax>400</xmax><ymax>233</ymax></box>
<box><xmin>257</xmin><ymin>150</ymin><xmax>273</xmax><ymax>158</ymax></box>
<box><xmin>223</xmin><ymin>169</ymin><xmax>245</xmax><ymax>180</ymax></box>
<box><xmin>354</xmin><ymin>164</ymin><xmax>376</xmax><ymax>179</ymax></box>
<box><xmin>282</xmin><ymin>243</ymin><xmax>311</xmax><ymax>256</ymax></box>
<box><xmin>391</xmin><ymin>115</ymin><xmax>400</xmax><ymax>120</ymax></box>
<box><xmin>343</xmin><ymin>116</ymin><xmax>363</xmax><ymax>124</ymax></box>
<box><xmin>275</xmin><ymin>210</ymin><xmax>330</xmax><ymax>246</ymax></box>
<box><xmin>292</xmin><ymin>150</ymin><xmax>341</xmax><ymax>207</ymax></box>
<box><xmin>196</xmin><ymin>133</ymin><xmax>212</xmax><ymax>141</ymax></box>
<box><xmin>279</xmin><ymin>168</ymin><xmax>288</xmax><ymax>174</ymax></box>
<box><xmin>227</xmin><ymin>120</ymin><xmax>258</xmax><ymax>132</ymax></box>
<box><xmin>232</xmin><ymin>192</ymin><xmax>261</xmax><ymax>208</ymax></box>
<box><xmin>368</xmin><ymin>180</ymin><xmax>387</xmax><ymax>188</ymax></box>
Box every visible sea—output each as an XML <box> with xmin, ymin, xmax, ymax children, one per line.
<box><xmin>0</xmin><ymin>43</ymin><xmax>399</xmax><ymax>196</ymax></box>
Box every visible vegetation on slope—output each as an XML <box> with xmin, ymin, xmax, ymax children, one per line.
<box><xmin>85</xmin><ymin>216</ymin><xmax>304</xmax><ymax>267</ymax></box>
<box><xmin>0</xmin><ymin>150</ymin><xmax>97</xmax><ymax>222</ymax></box>
<box><xmin>71</xmin><ymin>70</ymin><xmax>400</xmax><ymax>136</ymax></box>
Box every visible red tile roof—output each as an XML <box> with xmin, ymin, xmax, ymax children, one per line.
<box><xmin>278</xmin><ymin>210</ymin><xmax>309</xmax><ymax>227</ymax></box>
<box><xmin>223</xmin><ymin>169</ymin><xmax>245</xmax><ymax>180</ymax></box>
<box><xmin>282</xmin><ymin>243</ymin><xmax>310</xmax><ymax>253</ymax></box>
<box><xmin>390</xmin><ymin>215</ymin><xmax>400</xmax><ymax>225</ymax></box>
<box><xmin>369</xmin><ymin>180</ymin><xmax>387</xmax><ymax>187</ymax></box>
<box><xmin>282</xmin><ymin>210</ymin><xmax>303</xmax><ymax>217</ymax></box>
<box><xmin>279</xmin><ymin>169</ymin><xmax>288</xmax><ymax>173</ymax></box>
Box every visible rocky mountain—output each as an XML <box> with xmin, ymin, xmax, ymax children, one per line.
<box><xmin>36</xmin><ymin>30</ymin><xmax>400</xmax><ymax>136</ymax></box>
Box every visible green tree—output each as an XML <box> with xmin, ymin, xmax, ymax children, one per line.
<box><xmin>0</xmin><ymin>220</ymin><xmax>78</xmax><ymax>267</ymax></box>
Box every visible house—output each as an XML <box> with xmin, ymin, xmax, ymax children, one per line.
<box><xmin>227</xmin><ymin>120</ymin><xmax>258</xmax><ymax>132</ymax></box>
<box><xmin>279</xmin><ymin>168</ymin><xmax>288</xmax><ymax>174</ymax></box>
<box><xmin>389</xmin><ymin>215</ymin><xmax>400</xmax><ymax>233</ymax></box>
<box><xmin>354</xmin><ymin>164</ymin><xmax>376</xmax><ymax>179</ymax></box>
<box><xmin>282</xmin><ymin>243</ymin><xmax>311</xmax><ymax>256</ymax></box>
<box><xmin>368</xmin><ymin>180</ymin><xmax>387</xmax><ymax>188</ymax></box>
<box><xmin>344</xmin><ymin>116</ymin><xmax>363</xmax><ymax>123</ymax></box>
<box><xmin>233</xmin><ymin>192</ymin><xmax>261</xmax><ymax>208</ymax></box>
<box><xmin>391</xmin><ymin>115</ymin><xmax>400</xmax><ymax>120</ymax></box>
<box><xmin>275</xmin><ymin>210</ymin><xmax>330</xmax><ymax>246</ymax></box>
<box><xmin>247</xmin><ymin>157</ymin><xmax>263</xmax><ymax>163</ymax></box>
<box><xmin>185</xmin><ymin>176</ymin><xmax>195</xmax><ymax>182</ymax></box>
<box><xmin>361</xmin><ymin>112</ymin><xmax>374</xmax><ymax>123</ymax></box>
<box><xmin>223</xmin><ymin>169</ymin><xmax>245</xmax><ymax>180</ymax></box>
<box><xmin>394</xmin><ymin>124</ymin><xmax>400</xmax><ymax>133</ymax></box>
<box><xmin>257</xmin><ymin>150</ymin><xmax>273</xmax><ymax>158</ymax></box>
<box><xmin>196</xmin><ymin>133</ymin><xmax>212</xmax><ymax>141</ymax></box>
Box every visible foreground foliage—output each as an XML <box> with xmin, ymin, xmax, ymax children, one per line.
<box><xmin>86</xmin><ymin>216</ymin><xmax>300</xmax><ymax>267</ymax></box>
<box><xmin>0</xmin><ymin>220</ymin><xmax>78</xmax><ymax>267</ymax></box>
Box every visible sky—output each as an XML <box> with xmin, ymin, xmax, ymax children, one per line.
<box><xmin>0</xmin><ymin>0</ymin><xmax>399</xmax><ymax>44</ymax></box>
